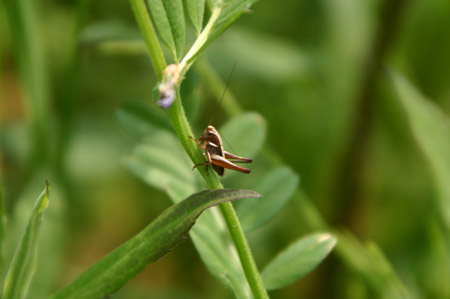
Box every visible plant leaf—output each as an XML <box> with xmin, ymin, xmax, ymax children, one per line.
<box><xmin>207</xmin><ymin>28</ymin><xmax>312</xmax><ymax>82</ymax></box>
<box><xmin>147</xmin><ymin>0</ymin><xmax>185</xmax><ymax>61</ymax></box>
<box><xmin>2</xmin><ymin>182</ymin><xmax>50</xmax><ymax>299</ymax></box>
<box><xmin>261</xmin><ymin>233</ymin><xmax>336</xmax><ymax>290</ymax></box>
<box><xmin>390</xmin><ymin>71</ymin><xmax>450</xmax><ymax>229</ymax></box>
<box><xmin>116</xmin><ymin>101</ymin><xmax>172</xmax><ymax>140</ymax></box>
<box><xmin>185</xmin><ymin>0</ymin><xmax>205</xmax><ymax>34</ymax></box>
<box><xmin>80</xmin><ymin>20</ymin><xmax>142</xmax><ymax>43</ymax></box>
<box><xmin>123</xmin><ymin>130</ymin><xmax>199</xmax><ymax>192</ymax></box>
<box><xmin>166</xmin><ymin>183</ymin><xmax>254</xmax><ymax>298</ymax></box>
<box><xmin>215</xmin><ymin>0</ymin><xmax>257</xmax><ymax>27</ymax></box>
<box><xmin>335</xmin><ymin>230</ymin><xmax>411</xmax><ymax>297</ymax></box>
<box><xmin>220</xmin><ymin>112</ymin><xmax>266</xmax><ymax>158</ymax></box>
<box><xmin>0</xmin><ymin>181</ymin><xmax>5</xmax><ymax>275</ymax></box>
<box><xmin>50</xmin><ymin>188</ymin><xmax>261</xmax><ymax>299</ymax></box>
<box><xmin>236</xmin><ymin>167</ymin><xmax>299</xmax><ymax>231</ymax></box>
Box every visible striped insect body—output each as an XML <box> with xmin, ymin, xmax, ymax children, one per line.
<box><xmin>193</xmin><ymin>125</ymin><xmax>252</xmax><ymax>176</ymax></box>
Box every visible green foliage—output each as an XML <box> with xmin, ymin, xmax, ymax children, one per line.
<box><xmin>116</xmin><ymin>101</ymin><xmax>173</xmax><ymax>139</ymax></box>
<box><xmin>2</xmin><ymin>183</ymin><xmax>50</xmax><ymax>299</ymax></box>
<box><xmin>220</xmin><ymin>112</ymin><xmax>266</xmax><ymax>158</ymax></box>
<box><xmin>4</xmin><ymin>0</ymin><xmax>450</xmax><ymax>297</ymax></box>
<box><xmin>50</xmin><ymin>189</ymin><xmax>260</xmax><ymax>299</ymax></box>
<box><xmin>119</xmin><ymin>110</ymin><xmax>268</xmax><ymax>297</ymax></box>
<box><xmin>167</xmin><ymin>184</ymin><xmax>253</xmax><ymax>298</ymax></box>
<box><xmin>236</xmin><ymin>167</ymin><xmax>299</xmax><ymax>231</ymax></box>
<box><xmin>185</xmin><ymin>0</ymin><xmax>205</xmax><ymax>34</ymax></box>
<box><xmin>146</xmin><ymin>0</ymin><xmax>185</xmax><ymax>61</ymax></box>
<box><xmin>123</xmin><ymin>130</ymin><xmax>197</xmax><ymax>193</ymax></box>
<box><xmin>0</xmin><ymin>182</ymin><xmax>5</xmax><ymax>274</ymax></box>
<box><xmin>216</xmin><ymin>0</ymin><xmax>257</xmax><ymax>27</ymax></box>
<box><xmin>3</xmin><ymin>0</ymin><xmax>51</xmax><ymax>169</ymax></box>
<box><xmin>117</xmin><ymin>109</ymin><xmax>267</xmax><ymax>191</ymax></box>
<box><xmin>261</xmin><ymin>233</ymin><xmax>336</xmax><ymax>290</ymax></box>
<box><xmin>391</xmin><ymin>71</ymin><xmax>450</xmax><ymax>230</ymax></box>
<box><xmin>334</xmin><ymin>230</ymin><xmax>411</xmax><ymax>298</ymax></box>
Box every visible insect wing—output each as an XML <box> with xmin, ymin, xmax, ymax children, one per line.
<box><xmin>207</xmin><ymin>138</ymin><xmax>225</xmax><ymax>176</ymax></box>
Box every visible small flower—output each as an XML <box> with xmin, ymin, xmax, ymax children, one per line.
<box><xmin>157</xmin><ymin>86</ymin><xmax>175</xmax><ymax>109</ymax></box>
<box><xmin>157</xmin><ymin>64</ymin><xmax>180</xmax><ymax>109</ymax></box>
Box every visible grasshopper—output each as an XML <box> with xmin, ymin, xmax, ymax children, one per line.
<box><xmin>192</xmin><ymin>125</ymin><xmax>253</xmax><ymax>176</ymax></box>
<box><xmin>192</xmin><ymin>63</ymin><xmax>253</xmax><ymax>176</ymax></box>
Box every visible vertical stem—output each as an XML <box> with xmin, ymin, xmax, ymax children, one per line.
<box><xmin>0</xmin><ymin>180</ymin><xmax>5</xmax><ymax>275</ymax></box>
<box><xmin>179</xmin><ymin>6</ymin><xmax>221</xmax><ymax>72</ymax></box>
<box><xmin>130</xmin><ymin>0</ymin><xmax>166</xmax><ymax>80</ymax></box>
<box><xmin>0</xmin><ymin>12</ymin><xmax>4</xmax><ymax>274</ymax></box>
<box><xmin>130</xmin><ymin>3</ymin><xmax>268</xmax><ymax>298</ymax></box>
<box><xmin>168</xmin><ymin>90</ymin><xmax>268</xmax><ymax>299</ymax></box>
<box><xmin>332</xmin><ymin>0</ymin><xmax>409</xmax><ymax>227</ymax></box>
<box><xmin>4</xmin><ymin>0</ymin><xmax>51</xmax><ymax>169</ymax></box>
<box><xmin>218</xmin><ymin>203</ymin><xmax>269</xmax><ymax>299</ymax></box>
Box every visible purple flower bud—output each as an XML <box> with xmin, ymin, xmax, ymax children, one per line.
<box><xmin>157</xmin><ymin>88</ymin><xmax>175</xmax><ymax>109</ymax></box>
<box><xmin>157</xmin><ymin>64</ymin><xmax>180</xmax><ymax>109</ymax></box>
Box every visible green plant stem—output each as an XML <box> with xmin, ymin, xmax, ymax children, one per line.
<box><xmin>4</xmin><ymin>0</ymin><xmax>51</xmax><ymax>170</ymax></box>
<box><xmin>130</xmin><ymin>3</ymin><xmax>268</xmax><ymax>298</ymax></box>
<box><xmin>129</xmin><ymin>0</ymin><xmax>166</xmax><ymax>80</ymax></box>
<box><xmin>179</xmin><ymin>5</ymin><xmax>221</xmax><ymax>73</ymax></box>
<box><xmin>218</xmin><ymin>202</ymin><xmax>269</xmax><ymax>299</ymax></box>
<box><xmin>331</xmin><ymin>0</ymin><xmax>409</xmax><ymax>227</ymax></box>
<box><xmin>0</xmin><ymin>180</ymin><xmax>5</xmax><ymax>275</ymax></box>
<box><xmin>169</xmin><ymin>89</ymin><xmax>269</xmax><ymax>299</ymax></box>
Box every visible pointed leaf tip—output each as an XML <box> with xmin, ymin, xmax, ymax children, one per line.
<box><xmin>2</xmin><ymin>183</ymin><xmax>50</xmax><ymax>299</ymax></box>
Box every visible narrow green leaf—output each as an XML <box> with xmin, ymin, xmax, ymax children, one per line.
<box><xmin>146</xmin><ymin>0</ymin><xmax>175</xmax><ymax>57</ymax></box>
<box><xmin>236</xmin><ymin>167</ymin><xmax>299</xmax><ymax>231</ymax></box>
<box><xmin>80</xmin><ymin>20</ymin><xmax>142</xmax><ymax>43</ymax></box>
<box><xmin>116</xmin><ymin>101</ymin><xmax>172</xmax><ymax>140</ymax></box>
<box><xmin>4</xmin><ymin>0</ymin><xmax>52</xmax><ymax>169</ymax></box>
<box><xmin>390</xmin><ymin>71</ymin><xmax>450</xmax><ymax>229</ymax></box>
<box><xmin>185</xmin><ymin>0</ymin><xmax>205</xmax><ymax>34</ymax></box>
<box><xmin>50</xmin><ymin>188</ymin><xmax>261</xmax><ymax>299</ymax></box>
<box><xmin>2</xmin><ymin>182</ymin><xmax>50</xmax><ymax>299</ymax></box>
<box><xmin>335</xmin><ymin>230</ymin><xmax>411</xmax><ymax>297</ymax></box>
<box><xmin>261</xmin><ymin>233</ymin><xmax>337</xmax><ymax>290</ymax></box>
<box><xmin>147</xmin><ymin>0</ymin><xmax>185</xmax><ymax>61</ymax></box>
<box><xmin>97</xmin><ymin>39</ymin><xmax>148</xmax><ymax>56</ymax></box>
<box><xmin>167</xmin><ymin>183</ymin><xmax>253</xmax><ymax>298</ymax></box>
<box><xmin>163</xmin><ymin>0</ymin><xmax>185</xmax><ymax>60</ymax></box>
<box><xmin>0</xmin><ymin>181</ymin><xmax>5</xmax><ymax>275</ymax></box>
<box><xmin>220</xmin><ymin>112</ymin><xmax>266</xmax><ymax>158</ymax></box>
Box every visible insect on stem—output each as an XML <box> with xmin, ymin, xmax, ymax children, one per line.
<box><xmin>193</xmin><ymin>62</ymin><xmax>253</xmax><ymax>177</ymax></box>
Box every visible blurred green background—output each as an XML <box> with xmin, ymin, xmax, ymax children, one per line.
<box><xmin>1</xmin><ymin>0</ymin><xmax>450</xmax><ymax>298</ymax></box>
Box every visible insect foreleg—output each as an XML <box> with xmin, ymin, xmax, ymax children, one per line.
<box><xmin>189</xmin><ymin>135</ymin><xmax>207</xmax><ymax>150</ymax></box>
<box><xmin>192</xmin><ymin>149</ymin><xmax>212</xmax><ymax>174</ymax></box>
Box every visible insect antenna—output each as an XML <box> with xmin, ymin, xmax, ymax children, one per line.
<box><xmin>208</xmin><ymin>61</ymin><xmax>237</xmax><ymax>126</ymax></box>
<box><xmin>220</xmin><ymin>129</ymin><xmax>238</xmax><ymax>154</ymax></box>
